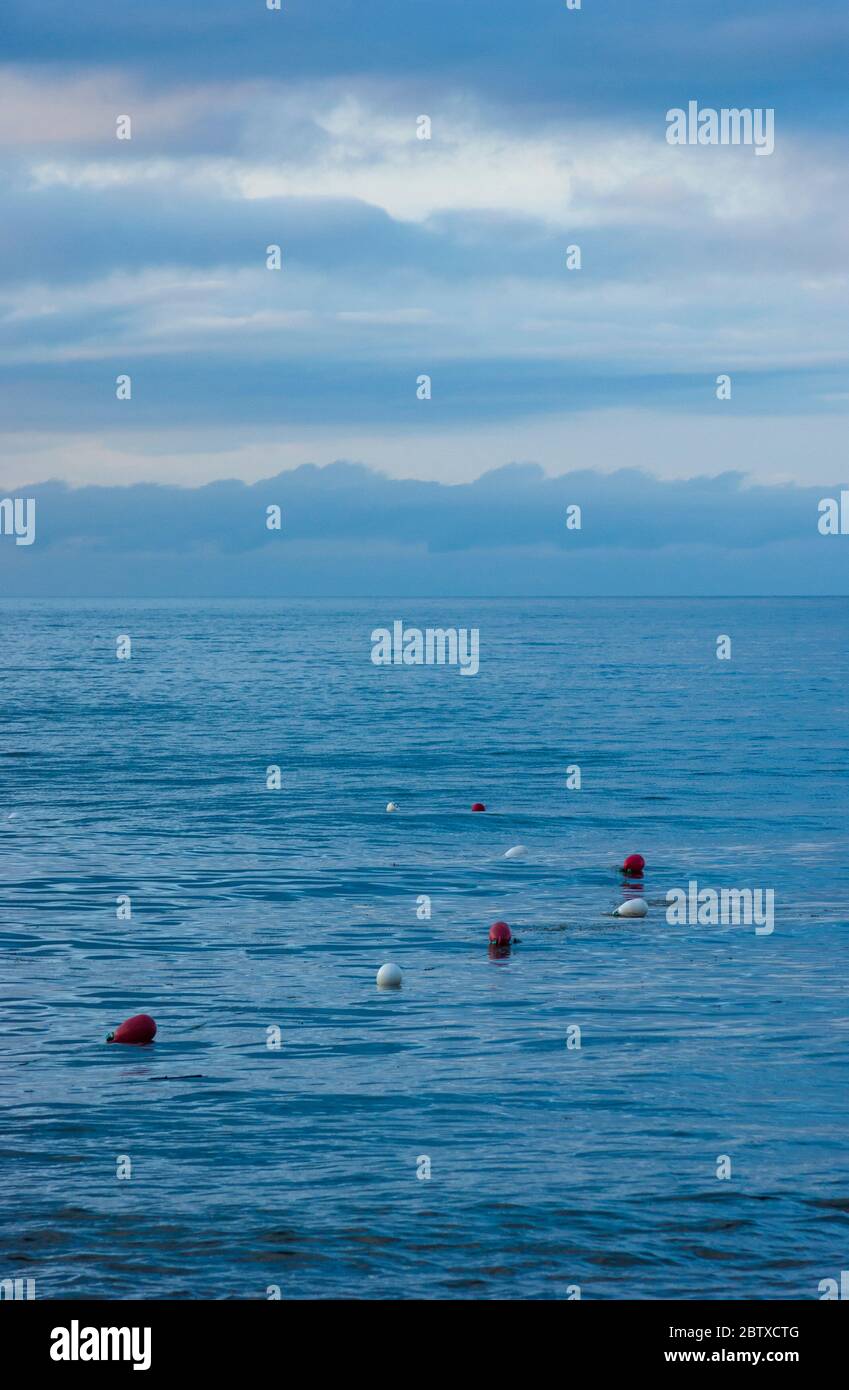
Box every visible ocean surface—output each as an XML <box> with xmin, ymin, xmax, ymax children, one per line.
<box><xmin>1</xmin><ymin>597</ymin><xmax>847</xmax><ymax>1301</ymax></box>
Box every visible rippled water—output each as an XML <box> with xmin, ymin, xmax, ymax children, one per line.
<box><xmin>1</xmin><ymin>598</ymin><xmax>847</xmax><ymax>1299</ymax></box>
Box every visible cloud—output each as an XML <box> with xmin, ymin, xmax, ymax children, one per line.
<box><xmin>20</xmin><ymin>93</ymin><xmax>832</xmax><ymax>231</ymax></box>
<box><xmin>1</xmin><ymin>461</ymin><xmax>846</xmax><ymax>596</ymax></box>
<box><xmin>1</xmin><ymin>78</ymin><xmax>847</xmax><ymax>396</ymax></box>
<box><xmin>4</xmin><ymin>2</ymin><xmax>847</xmax><ymax>125</ymax></box>
<box><xmin>0</xmin><ymin>68</ymin><xmax>238</xmax><ymax>148</ymax></box>
<box><xmin>1</xmin><ymin>7</ymin><xmax>846</xmax><ymax>493</ymax></box>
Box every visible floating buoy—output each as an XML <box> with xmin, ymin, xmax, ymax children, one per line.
<box><xmin>472</xmin><ymin>802</ymin><xmax>486</xmax><ymax>812</ymax></box>
<box><xmin>622</xmin><ymin>853</ymin><xmax>645</xmax><ymax>875</ymax></box>
<box><xmin>386</xmin><ymin>802</ymin><xmax>399</xmax><ymax>813</ymax></box>
<box><xmin>107</xmin><ymin>1013</ymin><xmax>157</xmax><ymax>1045</ymax></box>
<box><xmin>376</xmin><ymin>962</ymin><xmax>403</xmax><ymax>989</ymax></box>
<box><xmin>504</xmin><ymin>845</ymin><xmax>527</xmax><ymax>859</ymax></box>
<box><xmin>614</xmin><ymin>899</ymin><xmax>648</xmax><ymax>918</ymax></box>
<box><xmin>489</xmin><ymin>920</ymin><xmax>512</xmax><ymax>944</ymax></box>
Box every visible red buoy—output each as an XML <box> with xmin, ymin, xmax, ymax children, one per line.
<box><xmin>107</xmin><ymin>1013</ymin><xmax>157</xmax><ymax>1045</ymax></box>
<box><xmin>622</xmin><ymin>854</ymin><xmax>645</xmax><ymax>876</ymax></box>
<box><xmin>489</xmin><ymin>920</ymin><xmax>512</xmax><ymax>944</ymax></box>
<box><xmin>472</xmin><ymin>802</ymin><xmax>486</xmax><ymax>812</ymax></box>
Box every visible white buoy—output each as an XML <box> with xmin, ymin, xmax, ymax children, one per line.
<box><xmin>386</xmin><ymin>802</ymin><xmax>399</xmax><ymax>813</ymax></box>
<box><xmin>376</xmin><ymin>962</ymin><xmax>403</xmax><ymax>988</ymax></box>
<box><xmin>614</xmin><ymin>898</ymin><xmax>648</xmax><ymax>918</ymax></box>
<box><xmin>504</xmin><ymin>845</ymin><xmax>527</xmax><ymax>859</ymax></box>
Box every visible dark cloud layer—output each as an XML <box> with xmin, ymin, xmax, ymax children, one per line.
<box><xmin>6</xmin><ymin>2</ymin><xmax>848</xmax><ymax>124</ymax></box>
<box><xmin>1</xmin><ymin>462</ymin><xmax>846</xmax><ymax>595</ymax></box>
<box><xmin>1</xmin><ymin>359</ymin><xmax>843</xmax><ymax>435</ymax></box>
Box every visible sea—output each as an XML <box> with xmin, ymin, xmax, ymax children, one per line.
<box><xmin>1</xmin><ymin>597</ymin><xmax>847</xmax><ymax>1299</ymax></box>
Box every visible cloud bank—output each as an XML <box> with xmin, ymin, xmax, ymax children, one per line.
<box><xmin>1</xmin><ymin>462</ymin><xmax>846</xmax><ymax>596</ymax></box>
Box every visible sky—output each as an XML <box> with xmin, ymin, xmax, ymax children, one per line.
<box><xmin>0</xmin><ymin>1</ymin><xmax>847</xmax><ymax>593</ymax></box>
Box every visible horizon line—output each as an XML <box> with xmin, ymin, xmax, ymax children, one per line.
<box><xmin>2</xmin><ymin>594</ymin><xmax>847</xmax><ymax>603</ymax></box>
